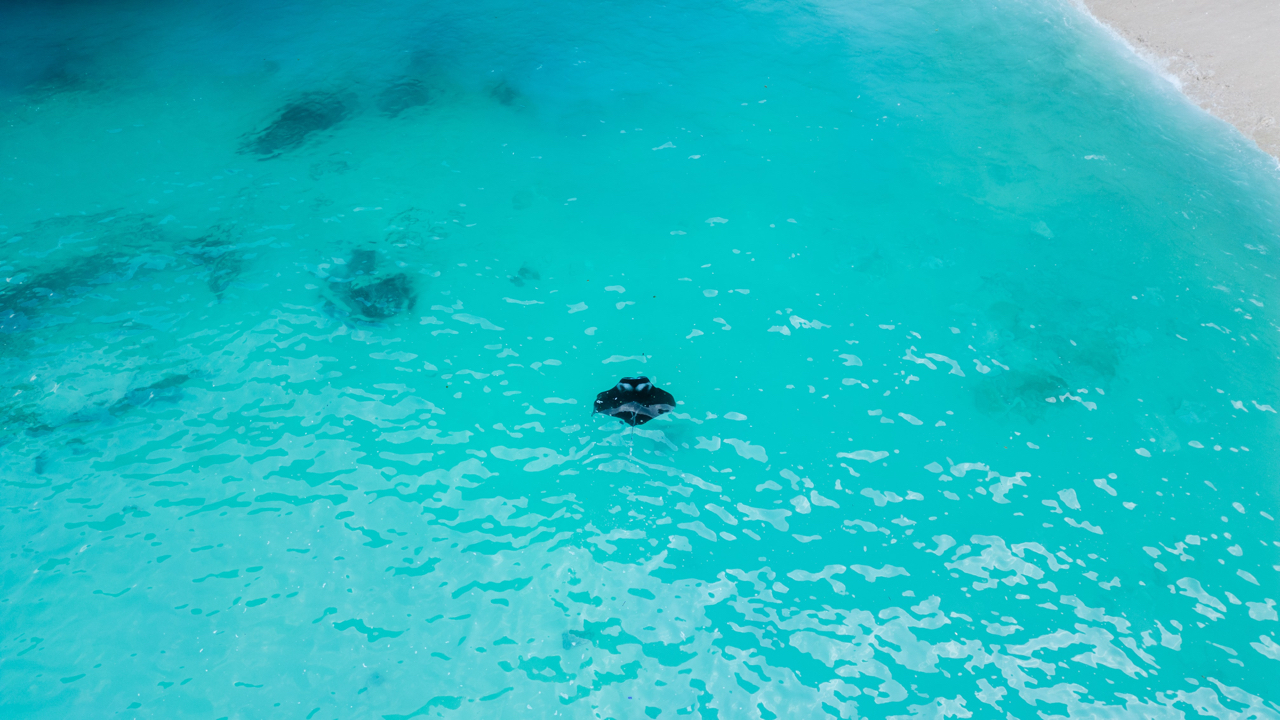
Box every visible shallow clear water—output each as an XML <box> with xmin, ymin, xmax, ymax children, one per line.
<box><xmin>3</xmin><ymin>0</ymin><xmax>1280</xmax><ymax>717</ymax></box>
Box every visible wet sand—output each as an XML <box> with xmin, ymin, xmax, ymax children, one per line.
<box><xmin>1080</xmin><ymin>0</ymin><xmax>1280</xmax><ymax>160</ymax></box>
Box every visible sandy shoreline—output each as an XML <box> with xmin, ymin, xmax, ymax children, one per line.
<box><xmin>1078</xmin><ymin>0</ymin><xmax>1280</xmax><ymax>161</ymax></box>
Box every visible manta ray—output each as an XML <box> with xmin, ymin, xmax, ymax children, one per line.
<box><xmin>593</xmin><ymin>377</ymin><xmax>675</xmax><ymax>426</ymax></box>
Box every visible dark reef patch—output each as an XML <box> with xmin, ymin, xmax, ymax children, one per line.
<box><xmin>324</xmin><ymin>247</ymin><xmax>418</xmax><ymax>321</ymax></box>
<box><xmin>181</xmin><ymin>226</ymin><xmax>244</xmax><ymax>300</ymax></box>
<box><xmin>562</xmin><ymin>629</ymin><xmax>594</xmax><ymax>650</ymax></box>
<box><xmin>2</xmin><ymin>254</ymin><xmax>130</xmax><ymax>315</ymax></box>
<box><xmin>509</xmin><ymin>264</ymin><xmax>539</xmax><ymax>287</ymax></box>
<box><xmin>20</xmin><ymin>47</ymin><xmax>96</xmax><ymax>98</ymax></box>
<box><xmin>383</xmin><ymin>208</ymin><xmax>428</xmax><ymax>247</ymax></box>
<box><xmin>2</xmin><ymin>211</ymin><xmax>166</xmax><ymax>304</ymax></box>
<box><xmin>1</xmin><ymin>309</ymin><xmax>31</xmax><ymax>335</ymax></box>
<box><xmin>972</xmin><ymin>369</ymin><xmax>1067</xmax><ymax>421</ymax></box>
<box><xmin>349</xmin><ymin>249</ymin><xmax>377</xmax><ymax>276</ymax></box>
<box><xmin>489</xmin><ymin>80</ymin><xmax>520</xmax><ymax>106</ymax></box>
<box><xmin>0</xmin><ymin>211</ymin><xmax>172</xmax><ymax>359</ymax></box>
<box><xmin>309</xmin><ymin>156</ymin><xmax>352</xmax><ymax>180</ymax></box>
<box><xmin>203</xmin><ymin>251</ymin><xmax>243</xmax><ymax>298</ymax></box>
<box><xmin>511</xmin><ymin>189</ymin><xmax>537</xmax><ymax>210</ymax></box>
<box><xmin>377</xmin><ymin>79</ymin><xmax>431</xmax><ymax>117</ymax></box>
<box><xmin>0</xmin><ymin>405</ymin><xmax>45</xmax><ymax>446</ymax></box>
<box><xmin>242</xmin><ymin>93</ymin><xmax>351</xmax><ymax>158</ymax></box>
<box><xmin>344</xmin><ymin>274</ymin><xmax>417</xmax><ymax>319</ymax></box>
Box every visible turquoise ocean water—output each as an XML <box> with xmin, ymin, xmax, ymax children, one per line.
<box><xmin>3</xmin><ymin>0</ymin><xmax>1280</xmax><ymax>717</ymax></box>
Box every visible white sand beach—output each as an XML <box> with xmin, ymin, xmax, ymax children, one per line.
<box><xmin>1081</xmin><ymin>0</ymin><xmax>1280</xmax><ymax>160</ymax></box>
